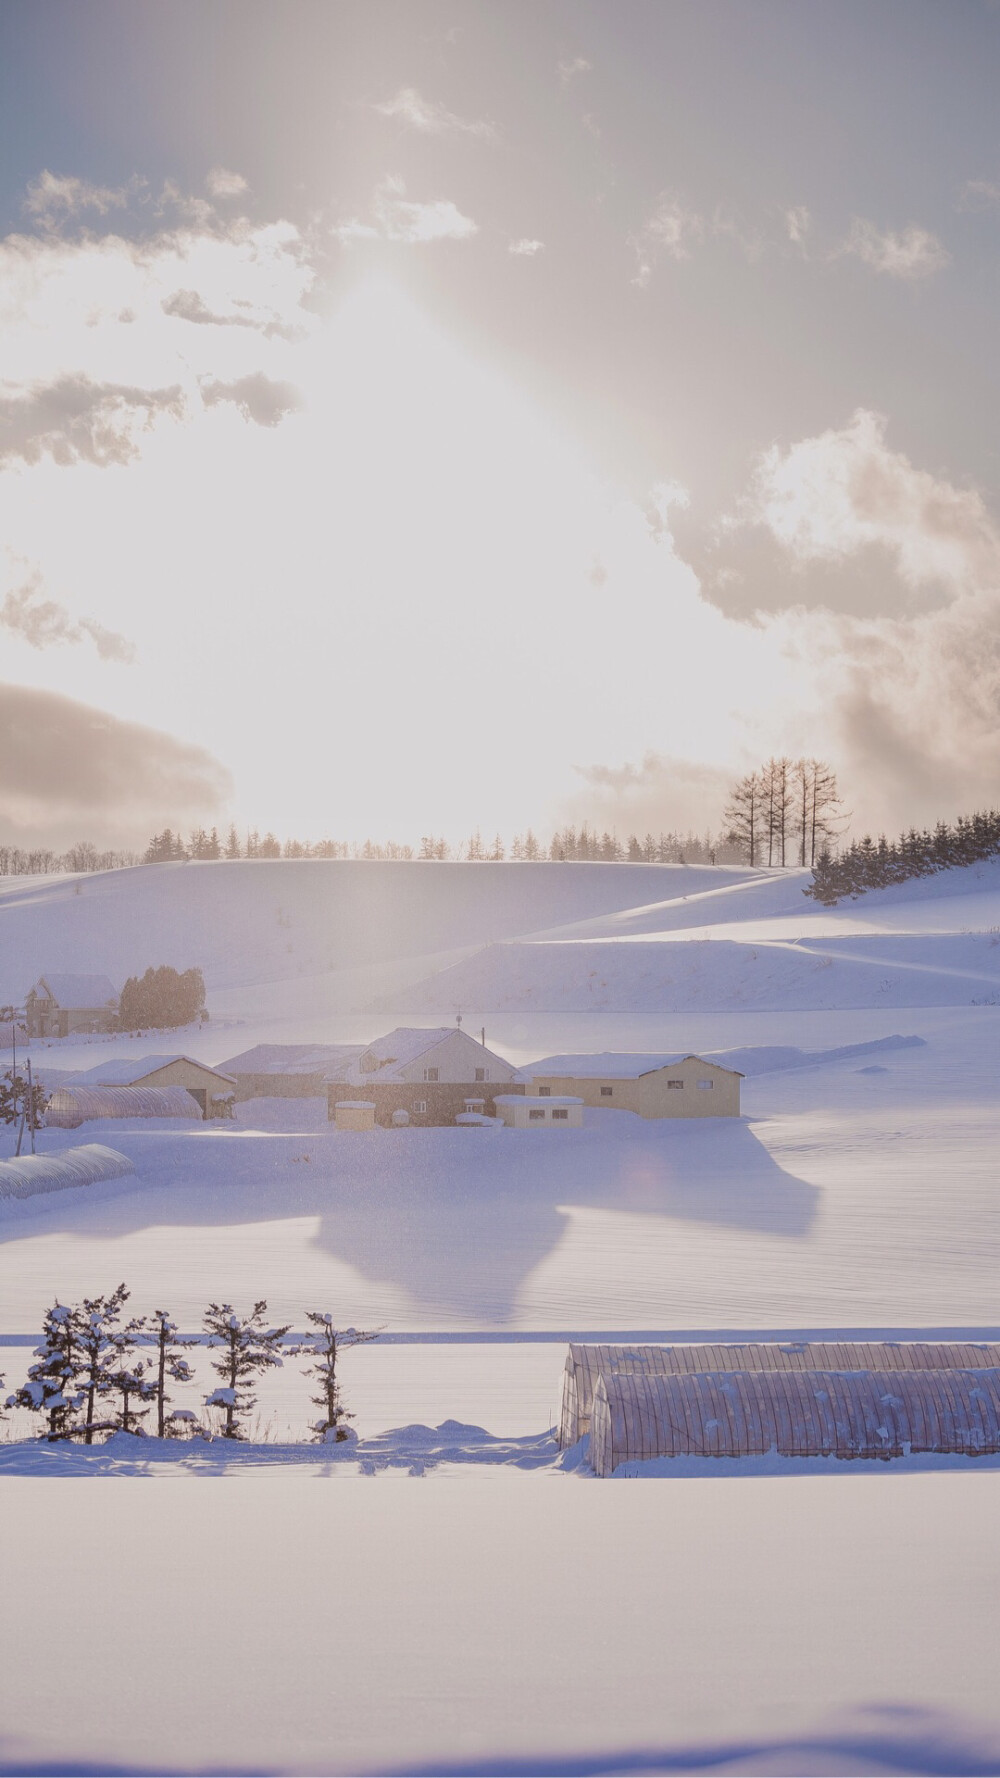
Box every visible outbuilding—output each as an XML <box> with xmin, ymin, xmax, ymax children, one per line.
<box><xmin>522</xmin><ymin>1052</ymin><xmax>742</xmax><ymax>1118</ymax></box>
<box><xmin>219</xmin><ymin>1044</ymin><xmax>366</xmax><ymax>1101</ymax></box>
<box><xmin>326</xmin><ymin>1026</ymin><xmax>523</xmax><ymax>1126</ymax></box>
<box><xmin>68</xmin><ymin>1054</ymin><xmax>237</xmax><ymax>1118</ymax></box>
<box><xmin>494</xmin><ymin>1094</ymin><xmax>583</xmax><ymax>1129</ymax></box>
<box><xmin>44</xmin><ymin>1085</ymin><xmax>203</xmax><ymax>1128</ymax></box>
<box><xmin>25</xmin><ymin>974</ymin><xmax>119</xmax><ymax>1039</ymax></box>
<box><xmin>333</xmin><ymin>1100</ymin><xmax>376</xmax><ymax>1132</ymax></box>
<box><xmin>0</xmin><ymin>1144</ymin><xmax>135</xmax><ymax>1201</ymax></box>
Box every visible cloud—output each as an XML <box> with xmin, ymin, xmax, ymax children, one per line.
<box><xmin>374</xmin><ymin>87</ymin><xmax>496</xmax><ymax>140</ymax></box>
<box><xmin>785</xmin><ymin>206</ymin><xmax>811</xmax><ymax>245</ymax></box>
<box><xmin>957</xmin><ymin>178</ymin><xmax>1000</xmax><ymax>211</ymax></box>
<box><xmin>509</xmin><ymin>238</ymin><xmax>544</xmax><ymax>257</ymax></box>
<box><xmin>160</xmin><ymin>287</ymin><xmax>302</xmax><ymax>340</ymax></box>
<box><xmin>201</xmin><ymin>373</ymin><xmax>303</xmax><ymax>426</ymax></box>
<box><xmin>568</xmin><ymin>751</ymin><xmax>734</xmax><ymax>836</ymax></box>
<box><xmin>558</xmin><ymin>57</ymin><xmax>591</xmax><ymax>86</ymax></box>
<box><xmin>629</xmin><ymin>196</ymin><xmax>704</xmax><ymax>286</ymax></box>
<box><xmin>334</xmin><ymin>177</ymin><xmax>478</xmax><ymax>245</ymax></box>
<box><xmin>0</xmin><ymin>572</ymin><xmax>136</xmax><ymax>662</ymax></box>
<box><xmin>840</xmin><ymin>217</ymin><xmax>950</xmax><ymax>278</ymax></box>
<box><xmin>0</xmin><ymin>375</ymin><xmax>185</xmax><ymax>467</ymax></box>
<box><xmin>734</xmin><ymin>408</ymin><xmax>1000</xmax><ymax>595</ymax></box>
<box><xmin>205</xmin><ymin>167</ymin><xmax>249</xmax><ymax>199</ymax></box>
<box><xmin>24</xmin><ymin>170</ymin><xmax>137</xmax><ymax>223</ymax></box>
<box><xmin>0</xmin><ymin>684</ymin><xmax>231</xmax><ymax>847</ymax></box>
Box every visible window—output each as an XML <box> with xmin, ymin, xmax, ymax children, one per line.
<box><xmin>667</xmin><ymin>1079</ymin><xmax>684</xmax><ymax>1089</ymax></box>
<box><xmin>423</xmin><ymin>1067</ymin><xmax>439</xmax><ymax>1082</ymax></box>
<box><xmin>552</xmin><ymin>1108</ymin><xmax>569</xmax><ymax>1120</ymax></box>
<box><xmin>475</xmin><ymin>1067</ymin><xmax>487</xmax><ymax>1082</ymax></box>
<box><xmin>414</xmin><ymin>1100</ymin><xmax>427</xmax><ymax>1114</ymax></box>
<box><xmin>697</xmin><ymin>1079</ymin><xmax>714</xmax><ymax>1091</ymax></box>
<box><xmin>528</xmin><ymin>1108</ymin><xmax>545</xmax><ymax>1121</ymax></box>
<box><xmin>600</xmin><ymin>1086</ymin><xmax>613</xmax><ymax>1097</ymax></box>
<box><xmin>538</xmin><ymin>1086</ymin><xmax>551</xmax><ymax>1097</ymax></box>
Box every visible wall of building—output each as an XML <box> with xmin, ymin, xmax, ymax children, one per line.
<box><xmin>386</xmin><ymin>1029</ymin><xmax>520</xmax><ymax>1086</ymax></box>
<box><xmin>327</xmin><ymin>1081</ymin><xmax>525</xmax><ymax>1127</ymax></box>
<box><xmin>232</xmin><ymin>1071</ymin><xmax>328</xmax><ymax>1101</ymax></box>
<box><xmin>527</xmin><ymin>1059</ymin><xmax>740</xmax><ymax>1118</ymax></box>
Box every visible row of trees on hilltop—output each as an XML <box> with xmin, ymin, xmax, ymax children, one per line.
<box><xmin>2</xmin><ymin>1289</ymin><xmax>378</xmax><ymax>1445</ymax></box>
<box><xmin>806</xmin><ymin>809</ymin><xmax>1000</xmax><ymax>904</ymax></box>
<box><xmin>724</xmin><ymin>758</ymin><xmax>843</xmax><ymax>868</ymax></box>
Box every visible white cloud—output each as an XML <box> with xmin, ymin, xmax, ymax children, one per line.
<box><xmin>335</xmin><ymin>177</ymin><xmax>478</xmax><ymax>245</ymax></box>
<box><xmin>957</xmin><ymin>178</ymin><xmax>1000</xmax><ymax>212</ymax></box>
<box><xmin>735</xmin><ymin>407</ymin><xmax>999</xmax><ymax>594</ymax></box>
<box><xmin>840</xmin><ymin>217</ymin><xmax>950</xmax><ymax>278</ymax></box>
<box><xmin>1</xmin><ymin>568</ymin><xmax>135</xmax><ymax>662</ymax></box>
<box><xmin>24</xmin><ymin>170</ymin><xmax>139</xmax><ymax>224</ymax></box>
<box><xmin>557</xmin><ymin>57</ymin><xmax>591</xmax><ymax>86</ymax></box>
<box><xmin>785</xmin><ymin>205</ymin><xmax>811</xmax><ymax>245</ymax></box>
<box><xmin>628</xmin><ymin>196</ymin><xmax>704</xmax><ymax>286</ymax></box>
<box><xmin>509</xmin><ymin>238</ymin><xmax>544</xmax><ymax>257</ymax></box>
<box><xmin>205</xmin><ymin>167</ymin><xmax>249</xmax><ymax>199</ymax></box>
<box><xmin>374</xmin><ymin>88</ymin><xmax>495</xmax><ymax>140</ymax></box>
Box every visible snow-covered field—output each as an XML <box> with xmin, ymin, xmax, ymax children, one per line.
<box><xmin>2</xmin><ymin>859</ymin><xmax>1000</xmax><ymax>1774</ymax></box>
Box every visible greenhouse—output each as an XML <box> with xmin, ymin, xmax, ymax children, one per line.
<box><xmin>0</xmin><ymin>1144</ymin><xmax>134</xmax><ymax>1201</ymax></box>
<box><xmin>590</xmin><ymin>1367</ymin><xmax>1000</xmax><ymax>1475</ymax></box>
<box><xmin>44</xmin><ymin>1084</ymin><xmax>202</xmax><ymax>1128</ymax></box>
<box><xmin>558</xmin><ymin>1339</ymin><xmax>1000</xmax><ymax>1447</ymax></box>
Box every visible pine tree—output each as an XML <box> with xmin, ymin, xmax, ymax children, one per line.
<box><xmin>203</xmin><ymin>1301</ymin><xmax>291</xmax><ymax>1439</ymax></box>
<box><xmin>149</xmin><ymin>1309</ymin><xmax>197</xmax><ymax>1437</ymax></box>
<box><xmin>300</xmin><ymin>1312</ymin><xmax>380</xmax><ymax>1443</ymax></box>
<box><xmin>106</xmin><ymin>1355</ymin><xmax>158</xmax><ymax>1434</ymax></box>
<box><xmin>7</xmin><ymin>1303</ymin><xmax>85</xmax><ymax>1439</ymax></box>
<box><xmin>73</xmin><ymin>1284</ymin><xmax>140</xmax><ymax>1445</ymax></box>
<box><xmin>225</xmin><ymin>824</ymin><xmax>241</xmax><ymax>860</ymax></box>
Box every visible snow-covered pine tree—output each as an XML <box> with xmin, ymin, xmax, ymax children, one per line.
<box><xmin>147</xmin><ymin>1309</ymin><xmax>197</xmax><ymax>1436</ymax></box>
<box><xmin>106</xmin><ymin>1356</ymin><xmax>158</xmax><ymax>1434</ymax></box>
<box><xmin>300</xmin><ymin>1312</ymin><xmax>380</xmax><ymax>1443</ymax></box>
<box><xmin>6</xmin><ymin>1302</ymin><xmax>85</xmax><ymax>1439</ymax></box>
<box><xmin>203</xmin><ymin>1301</ymin><xmax>291</xmax><ymax>1439</ymax></box>
<box><xmin>73</xmin><ymin>1284</ymin><xmax>142</xmax><ymax>1444</ymax></box>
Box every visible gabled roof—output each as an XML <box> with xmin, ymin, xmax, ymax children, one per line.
<box><xmin>344</xmin><ymin>1026</ymin><xmax>511</xmax><ymax>1085</ymax></box>
<box><xmin>220</xmin><ymin>1042</ymin><xmax>365</xmax><ymax>1077</ymax></box>
<box><xmin>522</xmin><ymin>1052</ymin><xmax>744</xmax><ymax>1080</ymax></box>
<box><xmin>31</xmin><ymin>973</ymin><xmax>118</xmax><ymax>1009</ymax></box>
<box><xmin>69</xmin><ymin>1054</ymin><xmax>236</xmax><ymax>1087</ymax></box>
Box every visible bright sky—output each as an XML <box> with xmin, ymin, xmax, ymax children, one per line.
<box><xmin>2</xmin><ymin>0</ymin><xmax>1000</xmax><ymax>848</ymax></box>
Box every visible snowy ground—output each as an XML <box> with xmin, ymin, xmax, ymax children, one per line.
<box><xmin>2</xmin><ymin>859</ymin><xmax>1000</xmax><ymax>1773</ymax></box>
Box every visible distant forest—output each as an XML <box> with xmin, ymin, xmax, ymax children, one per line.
<box><xmin>806</xmin><ymin>810</ymin><xmax>1000</xmax><ymax>904</ymax></box>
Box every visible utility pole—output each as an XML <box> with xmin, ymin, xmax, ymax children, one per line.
<box><xmin>26</xmin><ymin>1056</ymin><xmax>36</xmax><ymax>1154</ymax></box>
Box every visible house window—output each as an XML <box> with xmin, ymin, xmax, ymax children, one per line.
<box><xmin>538</xmin><ymin>1086</ymin><xmax>551</xmax><ymax>1097</ymax></box>
<box><xmin>697</xmin><ymin>1079</ymin><xmax>714</xmax><ymax>1090</ymax></box>
<box><xmin>423</xmin><ymin>1067</ymin><xmax>439</xmax><ymax>1082</ymax></box>
<box><xmin>414</xmin><ymin>1100</ymin><xmax>427</xmax><ymax>1114</ymax></box>
<box><xmin>475</xmin><ymin>1067</ymin><xmax>487</xmax><ymax>1082</ymax></box>
<box><xmin>667</xmin><ymin>1079</ymin><xmax>684</xmax><ymax>1089</ymax></box>
<box><xmin>528</xmin><ymin>1108</ymin><xmax>545</xmax><ymax>1121</ymax></box>
<box><xmin>600</xmin><ymin>1086</ymin><xmax>613</xmax><ymax>1097</ymax></box>
<box><xmin>552</xmin><ymin>1108</ymin><xmax>569</xmax><ymax>1120</ymax></box>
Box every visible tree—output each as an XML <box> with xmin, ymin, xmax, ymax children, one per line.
<box><xmin>300</xmin><ymin>1312</ymin><xmax>380</xmax><ymax>1443</ymax></box>
<box><xmin>149</xmin><ymin>1309</ymin><xmax>197</xmax><ymax>1437</ymax></box>
<box><xmin>6</xmin><ymin>1303</ymin><xmax>85</xmax><ymax>1439</ymax></box>
<box><xmin>0</xmin><ymin>1069</ymin><xmax>48</xmax><ymax>1152</ymax></box>
<box><xmin>119</xmin><ymin>965</ymin><xmax>206</xmax><ymax>1030</ymax></box>
<box><xmin>73</xmin><ymin>1284</ymin><xmax>141</xmax><ymax>1445</ymax></box>
<box><xmin>259</xmin><ymin>833</ymin><xmax>281</xmax><ymax>858</ymax></box>
<box><xmin>106</xmin><ymin>1355</ymin><xmax>158</xmax><ymax>1433</ymax></box>
<box><xmin>203</xmin><ymin>1301</ymin><xmax>291</xmax><ymax>1439</ymax></box>
<box><xmin>225</xmin><ymin>824</ymin><xmax>241</xmax><ymax>860</ymax></box>
<box><xmin>723</xmin><ymin>770</ymin><xmax>762</xmax><ymax>867</ymax></box>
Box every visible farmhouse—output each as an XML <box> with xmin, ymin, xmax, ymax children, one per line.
<box><xmin>326</xmin><ymin>1026</ymin><xmax>522</xmax><ymax>1126</ymax></box>
<box><xmin>590</xmin><ymin>1367</ymin><xmax>1000</xmax><ymax>1475</ymax></box>
<box><xmin>558</xmin><ymin>1339</ymin><xmax>1000</xmax><ymax>1447</ymax></box>
<box><xmin>25</xmin><ymin>974</ymin><xmax>119</xmax><ymax>1039</ymax></box>
<box><xmin>219</xmin><ymin>1043</ymin><xmax>365</xmax><ymax>1101</ymax></box>
<box><xmin>68</xmin><ymin>1054</ymin><xmax>237</xmax><ymax>1118</ymax></box>
<box><xmin>523</xmin><ymin>1051</ymin><xmax>743</xmax><ymax>1118</ymax></box>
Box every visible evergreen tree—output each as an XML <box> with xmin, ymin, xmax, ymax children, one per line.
<box><xmin>203</xmin><ymin>1301</ymin><xmax>291</xmax><ymax>1439</ymax></box>
<box><xmin>73</xmin><ymin>1285</ymin><xmax>141</xmax><ymax>1445</ymax></box>
<box><xmin>149</xmin><ymin>1309</ymin><xmax>197</xmax><ymax>1437</ymax></box>
<box><xmin>300</xmin><ymin>1312</ymin><xmax>380</xmax><ymax>1443</ymax></box>
<box><xmin>119</xmin><ymin>965</ymin><xmax>206</xmax><ymax>1030</ymax></box>
<box><xmin>6</xmin><ymin>1303</ymin><xmax>85</xmax><ymax>1439</ymax></box>
<box><xmin>225</xmin><ymin>824</ymin><xmax>241</xmax><ymax>860</ymax></box>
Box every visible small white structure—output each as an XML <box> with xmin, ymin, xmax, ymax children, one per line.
<box><xmin>333</xmin><ymin>1100</ymin><xmax>376</xmax><ymax>1132</ymax></box>
<box><xmin>0</xmin><ymin>1144</ymin><xmax>134</xmax><ymax>1201</ymax></box>
<box><xmin>494</xmin><ymin>1094</ymin><xmax>583</xmax><ymax>1129</ymax></box>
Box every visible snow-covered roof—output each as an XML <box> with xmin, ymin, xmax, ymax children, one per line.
<box><xmin>69</xmin><ymin>1054</ymin><xmax>236</xmax><ymax>1087</ymax></box>
<box><xmin>220</xmin><ymin>1043</ymin><xmax>365</xmax><ymax>1077</ymax></box>
<box><xmin>522</xmin><ymin>1052</ymin><xmax>743</xmax><ymax>1079</ymax></box>
<box><xmin>342</xmin><ymin>1026</ymin><xmax>515</xmax><ymax>1085</ymax></box>
<box><xmin>0</xmin><ymin>1143</ymin><xmax>134</xmax><ymax>1201</ymax></box>
<box><xmin>31</xmin><ymin>973</ymin><xmax>118</xmax><ymax>1009</ymax></box>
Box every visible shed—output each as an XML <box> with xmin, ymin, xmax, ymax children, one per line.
<box><xmin>0</xmin><ymin>1144</ymin><xmax>135</xmax><ymax>1201</ymax></box>
<box><xmin>558</xmin><ymin>1340</ymin><xmax>1000</xmax><ymax>1447</ymax></box>
<box><xmin>219</xmin><ymin>1044</ymin><xmax>366</xmax><ymax>1101</ymax></box>
<box><xmin>590</xmin><ymin>1367</ymin><xmax>1000</xmax><ymax>1475</ymax></box>
<box><xmin>44</xmin><ymin>1085</ymin><xmax>203</xmax><ymax>1128</ymax></box>
<box><xmin>25</xmin><ymin>974</ymin><xmax>119</xmax><ymax>1039</ymax></box>
<box><xmin>494</xmin><ymin>1094</ymin><xmax>583</xmax><ymax>1129</ymax></box>
<box><xmin>523</xmin><ymin>1052</ymin><xmax>742</xmax><ymax>1118</ymax></box>
<box><xmin>68</xmin><ymin>1054</ymin><xmax>236</xmax><ymax>1118</ymax></box>
<box><xmin>333</xmin><ymin>1100</ymin><xmax>376</xmax><ymax>1132</ymax></box>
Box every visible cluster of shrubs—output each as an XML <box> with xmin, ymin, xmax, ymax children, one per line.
<box><xmin>806</xmin><ymin>810</ymin><xmax>1000</xmax><ymax>905</ymax></box>
<box><xmin>2</xmin><ymin>1289</ymin><xmax>377</xmax><ymax>1445</ymax></box>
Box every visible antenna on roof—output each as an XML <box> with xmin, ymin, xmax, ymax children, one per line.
<box><xmin>456</xmin><ymin>1012</ymin><xmax>462</xmax><ymax>1028</ymax></box>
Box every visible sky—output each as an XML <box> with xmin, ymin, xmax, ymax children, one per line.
<box><xmin>2</xmin><ymin>0</ymin><xmax>1000</xmax><ymax>850</ymax></box>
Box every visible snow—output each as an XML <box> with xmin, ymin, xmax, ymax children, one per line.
<box><xmin>2</xmin><ymin>858</ymin><xmax>1000</xmax><ymax>1772</ymax></box>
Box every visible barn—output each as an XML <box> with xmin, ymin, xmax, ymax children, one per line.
<box><xmin>523</xmin><ymin>1052</ymin><xmax>742</xmax><ymax>1118</ymax></box>
<box><xmin>590</xmin><ymin>1367</ymin><xmax>1000</xmax><ymax>1475</ymax></box>
<box><xmin>558</xmin><ymin>1340</ymin><xmax>1000</xmax><ymax>1447</ymax></box>
<box><xmin>25</xmin><ymin>974</ymin><xmax>119</xmax><ymax>1039</ymax></box>
<box><xmin>67</xmin><ymin>1054</ymin><xmax>237</xmax><ymax>1118</ymax></box>
<box><xmin>219</xmin><ymin>1043</ymin><xmax>366</xmax><ymax>1101</ymax></box>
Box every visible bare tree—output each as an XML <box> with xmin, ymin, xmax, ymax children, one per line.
<box><xmin>723</xmin><ymin>771</ymin><xmax>762</xmax><ymax>867</ymax></box>
<box><xmin>300</xmin><ymin>1312</ymin><xmax>380</xmax><ymax>1443</ymax></box>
